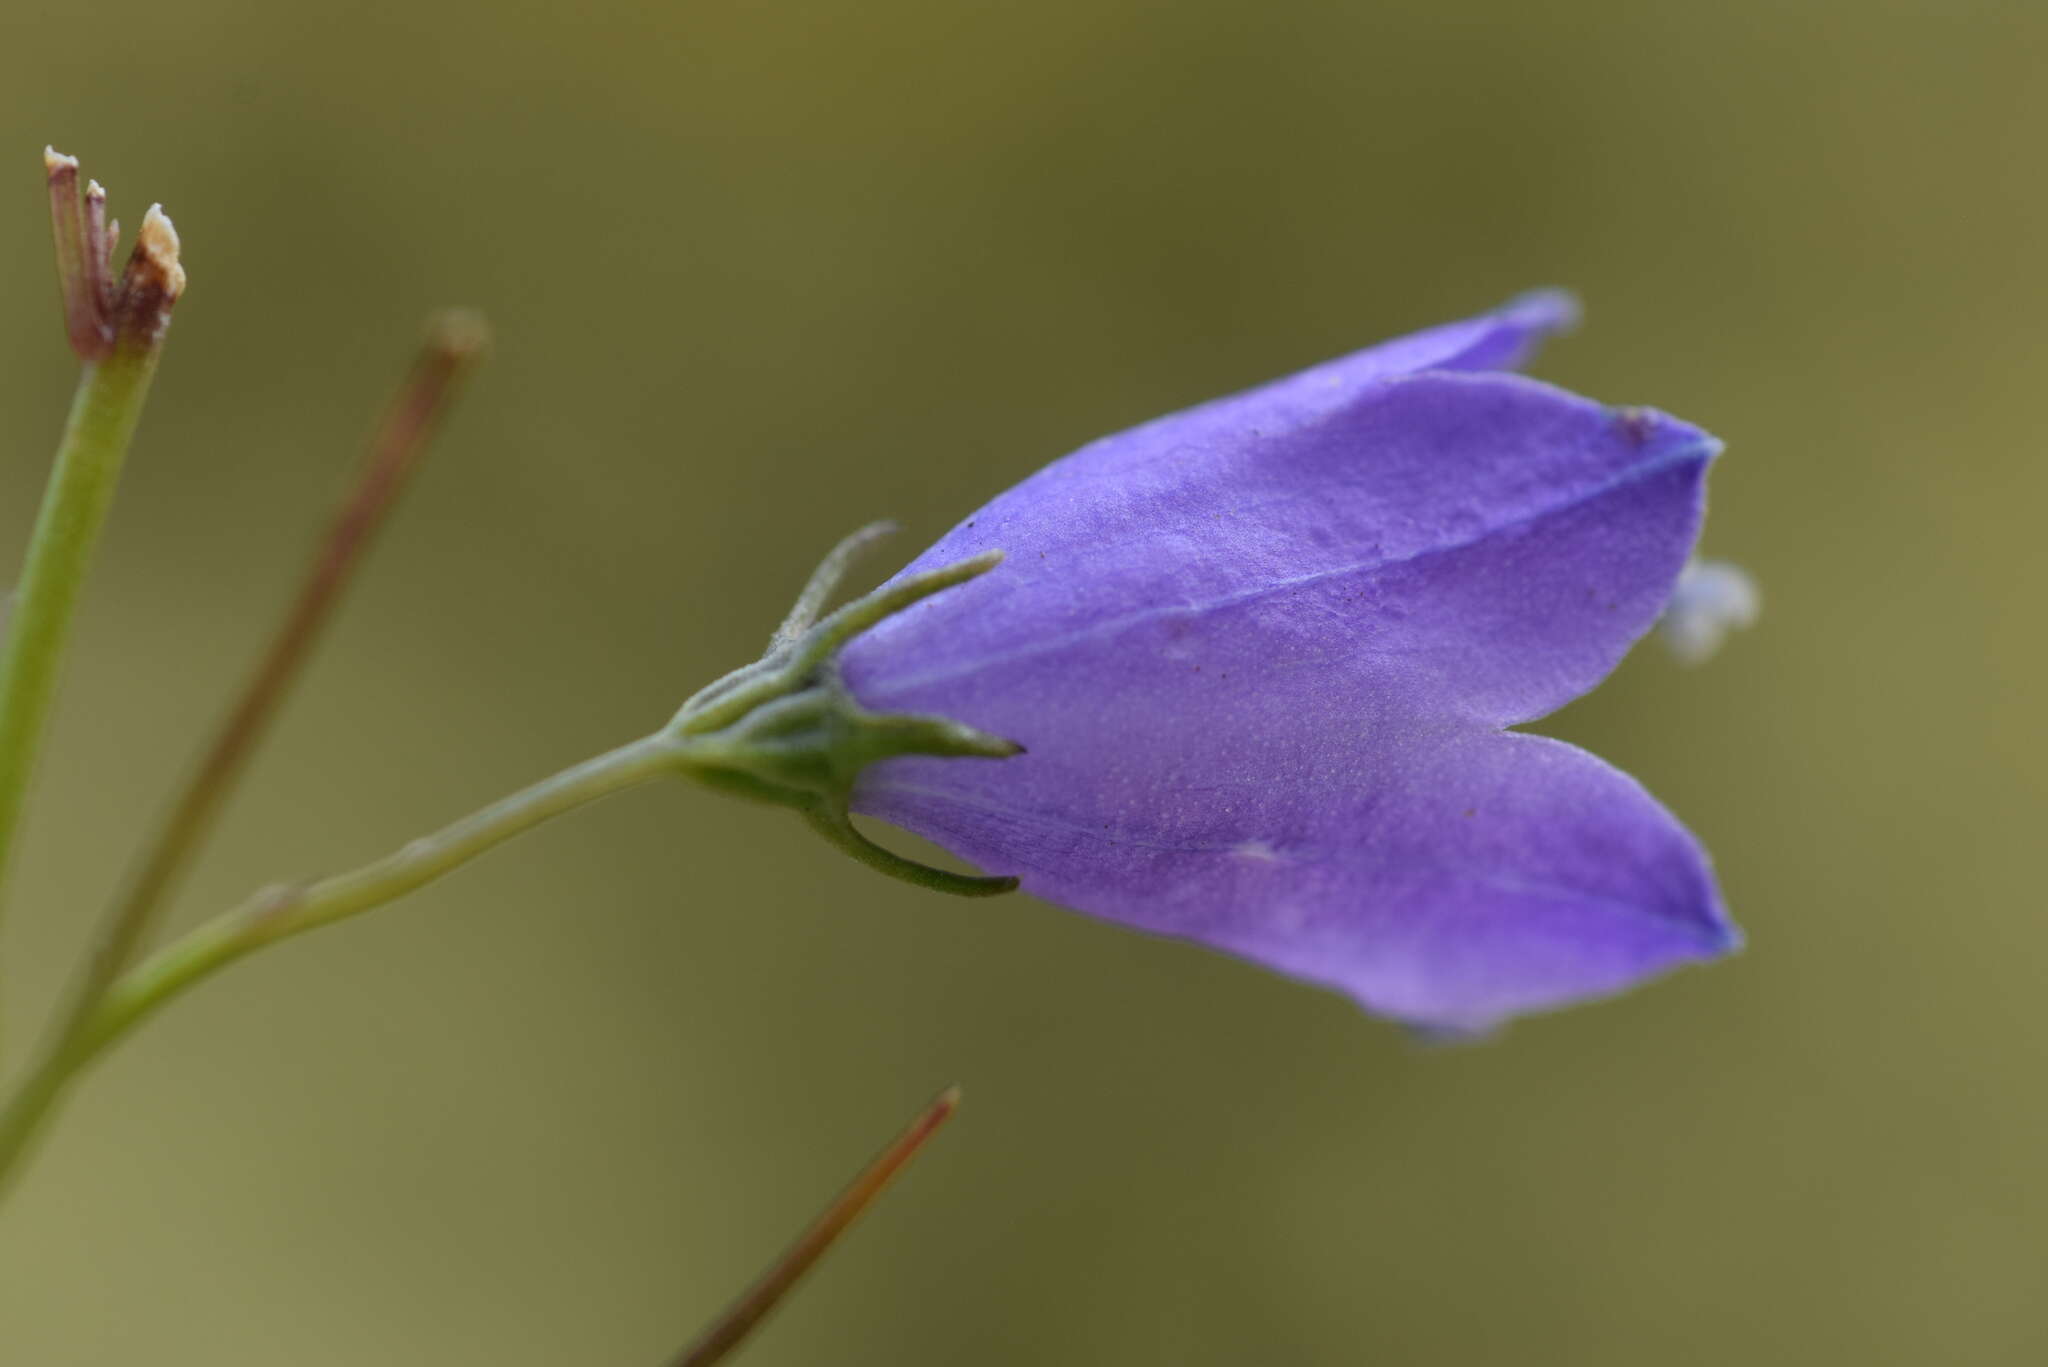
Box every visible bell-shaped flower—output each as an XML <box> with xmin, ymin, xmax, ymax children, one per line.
<box><xmin>817</xmin><ymin>293</ymin><xmax>1739</xmax><ymax>1033</ymax></box>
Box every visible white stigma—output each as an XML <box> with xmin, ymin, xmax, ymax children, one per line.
<box><xmin>1659</xmin><ymin>560</ymin><xmax>1760</xmax><ymax>665</ymax></box>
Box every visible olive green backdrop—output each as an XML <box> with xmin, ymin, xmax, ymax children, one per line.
<box><xmin>0</xmin><ymin>1</ymin><xmax>2039</xmax><ymax>1363</ymax></box>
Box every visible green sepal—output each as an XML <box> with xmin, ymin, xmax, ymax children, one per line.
<box><xmin>668</xmin><ymin>527</ymin><xmax>1021</xmax><ymax>899</ymax></box>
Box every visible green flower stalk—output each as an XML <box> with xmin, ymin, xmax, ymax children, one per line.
<box><xmin>0</xmin><ymin>151</ymin><xmax>184</xmax><ymax>1021</ymax></box>
<box><xmin>0</xmin><ymin>536</ymin><xmax>1009</xmax><ymax>1197</ymax></box>
<box><xmin>67</xmin><ymin>311</ymin><xmax>489</xmax><ymax>1028</ymax></box>
<box><xmin>0</xmin><ymin>148</ymin><xmax>1005</xmax><ymax>1354</ymax></box>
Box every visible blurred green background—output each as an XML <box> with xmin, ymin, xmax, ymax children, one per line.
<box><xmin>0</xmin><ymin>0</ymin><xmax>2040</xmax><ymax>1362</ymax></box>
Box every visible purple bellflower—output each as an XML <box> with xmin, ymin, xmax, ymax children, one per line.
<box><xmin>682</xmin><ymin>294</ymin><xmax>1738</xmax><ymax>1033</ymax></box>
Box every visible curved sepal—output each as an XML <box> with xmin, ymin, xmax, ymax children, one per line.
<box><xmin>670</xmin><ymin>530</ymin><xmax>1024</xmax><ymax>899</ymax></box>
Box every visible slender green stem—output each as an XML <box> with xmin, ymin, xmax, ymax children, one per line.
<box><xmin>0</xmin><ymin>729</ymin><xmax>686</xmax><ymax>1200</ymax></box>
<box><xmin>0</xmin><ymin>350</ymin><xmax>164</xmax><ymax>994</ymax></box>
<box><xmin>66</xmin><ymin>315</ymin><xmax>486</xmax><ymax>1036</ymax></box>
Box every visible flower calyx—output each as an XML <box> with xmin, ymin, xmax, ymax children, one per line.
<box><xmin>44</xmin><ymin>149</ymin><xmax>185</xmax><ymax>362</ymax></box>
<box><xmin>666</xmin><ymin>523</ymin><xmax>1021</xmax><ymax>898</ymax></box>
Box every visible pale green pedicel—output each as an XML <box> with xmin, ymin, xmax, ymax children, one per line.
<box><xmin>0</xmin><ymin>158</ymin><xmax>185</xmax><ymax>1062</ymax></box>
<box><xmin>0</xmin><ymin>350</ymin><xmax>163</xmax><ymax>911</ymax></box>
<box><xmin>0</xmin><ymin>346</ymin><xmax>167</xmax><ymax>1078</ymax></box>
<box><xmin>0</xmin><ymin>532</ymin><xmax>1016</xmax><ymax>1195</ymax></box>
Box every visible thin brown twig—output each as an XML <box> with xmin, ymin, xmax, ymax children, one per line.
<box><xmin>54</xmin><ymin>311</ymin><xmax>489</xmax><ymax>1035</ymax></box>
<box><xmin>673</xmin><ymin>1086</ymin><xmax>963</xmax><ymax>1367</ymax></box>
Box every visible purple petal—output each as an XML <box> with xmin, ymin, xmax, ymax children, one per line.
<box><xmin>1322</xmin><ymin>287</ymin><xmax>1580</xmax><ymax>377</ymax></box>
<box><xmin>1099</xmin><ymin>290</ymin><xmax>1579</xmax><ymax>461</ymax></box>
<box><xmin>845</xmin><ymin>371</ymin><xmax>1715</xmax><ymax>731</ymax></box>
<box><xmin>856</xmin><ymin>728</ymin><xmax>1733</xmax><ymax>1032</ymax></box>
